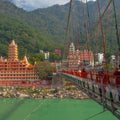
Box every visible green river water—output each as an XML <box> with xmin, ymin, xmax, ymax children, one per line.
<box><xmin>0</xmin><ymin>98</ymin><xmax>118</xmax><ymax>120</ymax></box>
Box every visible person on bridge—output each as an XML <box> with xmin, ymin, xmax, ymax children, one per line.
<box><xmin>97</xmin><ymin>68</ymin><xmax>104</xmax><ymax>83</ymax></box>
<box><xmin>113</xmin><ymin>65</ymin><xmax>120</xmax><ymax>84</ymax></box>
<box><xmin>81</xmin><ymin>68</ymin><xmax>88</xmax><ymax>78</ymax></box>
<box><xmin>114</xmin><ymin>65</ymin><xmax>120</xmax><ymax>76</ymax></box>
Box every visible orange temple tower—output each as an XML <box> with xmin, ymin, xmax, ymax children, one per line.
<box><xmin>8</xmin><ymin>40</ymin><xmax>18</xmax><ymax>61</ymax></box>
<box><xmin>0</xmin><ymin>40</ymin><xmax>39</xmax><ymax>87</ymax></box>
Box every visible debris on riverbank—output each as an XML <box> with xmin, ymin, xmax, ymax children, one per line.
<box><xmin>0</xmin><ymin>86</ymin><xmax>89</xmax><ymax>100</ymax></box>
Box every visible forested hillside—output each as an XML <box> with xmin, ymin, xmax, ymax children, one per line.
<box><xmin>0</xmin><ymin>0</ymin><xmax>119</xmax><ymax>58</ymax></box>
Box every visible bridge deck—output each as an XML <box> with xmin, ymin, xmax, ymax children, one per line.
<box><xmin>60</xmin><ymin>72</ymin><xmax>120</xmax><ymax>119</ymax></box>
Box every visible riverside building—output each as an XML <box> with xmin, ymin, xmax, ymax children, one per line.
<box><xmin>67</xmin><ymin>42</ymin><xmax>94</xmax><ymax>70</ymax></box>
<box><xmin>0</xmin><ymin>40</ymin><xmax>39</xmax><ymax>86</ymax></box>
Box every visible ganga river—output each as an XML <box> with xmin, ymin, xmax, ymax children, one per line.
<box><xmin>0</xmin><ymin>98</ymin><xmax>118</xmax><ymax>120</ymax></box>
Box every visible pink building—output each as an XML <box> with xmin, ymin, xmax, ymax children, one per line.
<box><xmin>67</xmin><ymin>42</ymin><xmax>94</xmax><ymax>70</ymax></box>
<box><xmin>54</xmin><ymin>49</ymin><xmax>62</xmax><ymax>56</ymax></box>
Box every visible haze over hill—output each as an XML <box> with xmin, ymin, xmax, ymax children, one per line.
<box><xmin>7</xmin><ymin>0</ymin><xmax>96</xmax><ymax>11</ymax></box>
<box><xmin>0</xmin><ymin>0</ymin><xmax>119</xmax><ymax>58</ymax></box>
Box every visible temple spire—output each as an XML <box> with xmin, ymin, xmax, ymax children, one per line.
<box><xmin>8</xmin><ymin>40</ymin><xmax>18</xmax><ymax>61</ymax></box>
<box><xmin>23</xmin><ymin>55</ymin><xmax>29</xmax><ymax>65</ymax></box>
<box><xmin>0</xmin><ymin>56</ymin><xmax>3</xmax><ymax>62</ymax></box>
<box><xmin>10</xmin><ymin>40</ymin><xmax>16</xmax><ymax>46</ymax></box>
<box><xmin>69</xmin><ymin>42</ymin><xmax>75</xmax><ymax>52</ymax></box>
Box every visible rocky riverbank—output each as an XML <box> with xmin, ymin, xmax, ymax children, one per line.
<box><xmin>0</xmin><ymin>86</ymin><xmax>89</xmax><ymax>100</ymax></box>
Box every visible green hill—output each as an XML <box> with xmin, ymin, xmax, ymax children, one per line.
<box><xmin>0</xmin><ymin>0</ymin><xmax>119</xmax><ymax>58</ymax></box>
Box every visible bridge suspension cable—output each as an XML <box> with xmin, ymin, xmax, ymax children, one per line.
<box><xmin>112</xmin><ymin>0</ymin><xmax>120</xmax><ymax>66</ymax></box>
<box><xmin>89</xmin><ymin>0</ymin><xmax>114</xmax><ymax>39</ymax></box>
<box><xmin>61</xmin><ymin>0</ymin><xmax>120</xmax><ymax>118</ymax></box>
<box><xmin>63</xmin><ymin>0</ymin><xmax>73</xmax><ymax>59</ymax></box>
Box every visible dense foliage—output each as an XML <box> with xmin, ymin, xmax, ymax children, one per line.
<box><xmin>35</xmin><ymin>61</ymin><xmax>54</xmax><ymax>80</ymax></box>
<box><xmin>0</xmin><ymin>0</ymin><xmax>119</xmax><ymax>60</ymax></box>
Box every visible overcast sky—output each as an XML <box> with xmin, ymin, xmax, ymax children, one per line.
<box><xmin>10</xmin><ymin>0</ymin><xmax>96</xmax><ymax>11</ymax></box>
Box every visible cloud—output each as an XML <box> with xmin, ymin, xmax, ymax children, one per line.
<box><xmin>9</xmin><ymin>0</ymin><xmax>96</xmax><ymax>11</ymax></box>
<box><xmin>10</xmin><ymin>0</ymin><xmax>70</xmax><ymax>10</ymax></box>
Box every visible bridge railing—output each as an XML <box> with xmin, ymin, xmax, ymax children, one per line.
<box><xmin>61</xmin><ymin>69</ymin><xmax>120</xmax><ymax>87</ymax></box>
<box><xmin>61</xmin><ymin>71</ymin><xmax>120</xmax><ymax>120</ymax></box>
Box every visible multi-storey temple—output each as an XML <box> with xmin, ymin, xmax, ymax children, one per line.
<box><xmin>67</xmin><ymin>42</ymin><xmax>94</xmax><ymax>70</ymax></box>
<box><xmin>0</xmin><ymin>40</ymin><xmax>39</xmax><ymax>87</ymax></box>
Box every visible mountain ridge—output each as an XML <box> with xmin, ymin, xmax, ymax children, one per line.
<box><xmin>0</xmin><ymin>0</ymin><xmax>119</xmax><ymax>57</ymax></box>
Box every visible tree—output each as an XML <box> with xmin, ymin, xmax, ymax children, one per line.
<box><xmin>35</xmin><ymin>61</ymin><xmax>54</xmax><ymax>80</ymax></box>
<box><xmin>49</xmin><ymin>52</ymin><xmax>61</xmax><ymax>62</ymax></box>
<box><xmin>29</xmin><ymin>53</ymin><xmax>45</xmax><ymax>64</ymax></box>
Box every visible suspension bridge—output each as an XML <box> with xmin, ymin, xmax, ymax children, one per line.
<box><xmin>54</xmin><ymin>0</ymin><xmax>120</xmax><ymax>119</ymax></box>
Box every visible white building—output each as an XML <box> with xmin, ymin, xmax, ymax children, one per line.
<box><xmin>98</xmin><ymin>53</ymin><xmax>104</xmax><ymax>64</ymax></box>
<box><xmin>45</xmin><ymin>52</ymin><xmax>50</xmax><ymax>60</ymax></box>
